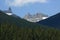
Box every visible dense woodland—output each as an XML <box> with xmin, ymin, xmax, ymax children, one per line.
<box><xmin>0</xmin><ymin>23</ymin><xmax>60</xmax><ymax>40</ymax></box>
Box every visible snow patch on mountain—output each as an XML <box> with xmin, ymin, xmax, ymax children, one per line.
<box><xmin>6</xmin><ymin>13</ymin><xmax>13</xmax><ymax>15</ymax></box>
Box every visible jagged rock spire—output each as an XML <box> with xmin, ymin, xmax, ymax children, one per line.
<box><xmin>8</xmin><ymin>7</ymin><xmax>12</xmax><ymax>13</ymax></box>
<box><xmin>24</xmin><ymin>13</ymin><xmax>32</xmax><ymax>19</ymax></box>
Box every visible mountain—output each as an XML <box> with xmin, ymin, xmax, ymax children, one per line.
<box><xmin>24</xmin><ymin>13</ymin><xmax>48</xmax><ymax>22</ymax></box>
<box><xmin>0</xmin><ymin>10</ymin><xmax>46</xmax><ymax>28</ymax></box>
<box><xmin>37</xmin><ymin>13</ymin><xmax>60</xmax><ymax>28</ymax></box>
<box><xmin>0</xmin><ymin>10</ymin><xmax>60</xmax><ymax>40</ymax></box>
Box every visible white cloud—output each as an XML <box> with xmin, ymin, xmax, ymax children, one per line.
<box><xmin>6</xmin><ymin>0</ymin><xmax>48</xmax><ymax>7</ymax></box>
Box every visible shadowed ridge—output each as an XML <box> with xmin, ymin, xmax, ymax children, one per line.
<box><xmin>37</xmin><ymin>12</ymin><xmax>60</xmax><ymax>28</ymax></box>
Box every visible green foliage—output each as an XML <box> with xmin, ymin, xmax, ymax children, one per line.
<box><xmin>0</xmin><ymin>23</ymin><xmax>60</xmax><ymax>40</ymax></box>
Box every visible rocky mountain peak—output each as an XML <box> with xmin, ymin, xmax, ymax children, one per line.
<box><xmin>24</xmin><ymin>13</ymin><xmax>48</xmax><ymax>22</ymax></box>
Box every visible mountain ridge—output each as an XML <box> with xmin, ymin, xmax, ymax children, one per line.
<box><xmin>24</xmin><ymin>13</ymin><xmax>48</xmax><ymax>22</ymax></box>
<box><xmin>0</xmin><ymin>10</ymin><xmax>47</xmax><ymax>28</ymax></box>
<box><xmin>37</xmin><ymin>12</ymin><xmax>60</xmax><ymax>28</ymax></box>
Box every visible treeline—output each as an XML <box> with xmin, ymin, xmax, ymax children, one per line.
<box><xmin>0</xmin><ymin>23</ymin><xmax>60</xmax><ymax>40</ymax></box>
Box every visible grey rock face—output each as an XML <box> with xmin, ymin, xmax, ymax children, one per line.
<box><xmin>24</xmin><ymin>13</ymin><xmax>48</xmax><ymax>22</ymax></box>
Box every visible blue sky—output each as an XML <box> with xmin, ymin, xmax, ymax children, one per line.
<box><xmin>0</xmin><ymin>0</ymin><xmax>60</xmax><ymax>18</ymax></box>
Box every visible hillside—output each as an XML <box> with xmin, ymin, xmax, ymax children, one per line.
<box><xmin>0</xmin><ymin>11</ymin><xmax>60</xmax><ymax>40</ymax></box>
<box><xmin>37</xmin><ymin>13</ymin><xmax>60</xmax><ymax>28</ymax></box>
<box><xmin>0</xmin><ymin>10</ymin><xmax>43</xmax><ymax>28</ymax></box>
